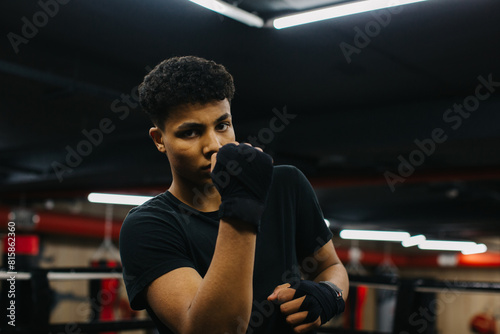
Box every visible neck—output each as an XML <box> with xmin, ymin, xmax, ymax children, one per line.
<box><xmin>169</xmin><ymin>177</ymin><xmax>221</xmax><ymax>212</ymax></box>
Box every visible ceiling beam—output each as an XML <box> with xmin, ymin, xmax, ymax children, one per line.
<box><xmin>0</xmin><ymin>60</ymin><xmax>122</xmax><ymax>100</ymax></box>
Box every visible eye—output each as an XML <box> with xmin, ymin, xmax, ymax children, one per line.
<box><xmin>216</xmin><ymin>122</ymin><xmax>230</xmax><ymax>131</ymax></box>
<box><xmin>181</xmin><ymin>129</ymin><xmax>200</xmax><ymax>138</ymax></box>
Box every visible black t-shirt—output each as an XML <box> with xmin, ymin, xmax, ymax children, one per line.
<box><xmin>119</xmin><ymin>165</ymin><xmax>332</xmax><ymax>334</ymax></box>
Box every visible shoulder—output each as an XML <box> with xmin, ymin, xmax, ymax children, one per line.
<box><xmin>267</xmin><ymin>165</ymin><xmax>312</xmax><ymax>201</ymax></box>
<box><xmin>272</xmin><ymin>164</ymin><xmax>303</xmax><ymax>179</ymax></box>
<box><xmin>120</xmin><ymin>192</ymin><xmax>184</xmax><ymax>236</ymax></box>
<box><xmin>125</xmin><ymin>192</ymin><xmax>177</xmax><ymax>220</ymax></box>
<box><xmin>272</xmin><ymin>165</ymin><xmax>309</xmax><ymax>186</ymax></box>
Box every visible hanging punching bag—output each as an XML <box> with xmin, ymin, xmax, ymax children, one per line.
<box><xmin>89</xmin><ymin>259</ymin><xmax>120</xmax><ymax>334</ymax></box>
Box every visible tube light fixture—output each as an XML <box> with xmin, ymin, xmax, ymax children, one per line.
<box><xmin>273</xmin><ymin>0</ymin><xmax>427</xmax><ymax>29</ymax></box>
<box><xmin>88</xmin><ymin>193</ymin><xmax>153</xmax><ymax>206</ymax></box>
<box><xmin>188</xmin><ymin>0</ymin><xmax>264</xmax><ymax>28</ymax></box>
<box><xmin>338</xmin><ymin>229</ymin><xmax>488</xmax><ymax>254</ymax></box>
<box><xmin>401</xmin><ymin>234</ymin><xmax>426</xmax><ymax>247</ymax></box>
<box><xmin>339</xmin><ymin>229</ymin><xmax>410</xmax><ymax>242</ymax></box>
<box><xmin>461</xmin><ymin>243</ymin><xmax>487</xmax><ymax>255</ymax></box>
<box><xmin>417</xmin><ymin>240</ymin><xmax>477</xmax><ymax>252</ymax></box>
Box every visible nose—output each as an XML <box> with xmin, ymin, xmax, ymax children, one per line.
<box><xmin>202</xmin><ymin>129</ymin><xmax>222</xmax><ymax>159</ymax></box>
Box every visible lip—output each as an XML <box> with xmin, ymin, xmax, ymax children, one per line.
<box><xmin>201</xmin><ymin>165</ymin><xmax>211</xmax><ymax>171</ymax></box>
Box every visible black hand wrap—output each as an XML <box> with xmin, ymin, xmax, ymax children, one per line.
<box><xmin>210</xmin><ymin>143</ymin><xmax>273</xmax><ymax>231</ymax></box>
<box><xmin>293</xmin><ymin>280</ymin><xmax>345</xmax><ymax>324</ymax></box>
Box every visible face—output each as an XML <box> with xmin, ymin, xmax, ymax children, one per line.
<box><xmin>150</xmin><ymin>99</ymin><xmax>235</xmax><ymax>190</ymax></box>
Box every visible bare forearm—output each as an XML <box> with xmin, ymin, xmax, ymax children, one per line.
<box><xmin>313</xmin><ymin>262</ymin><xmax>349</xmax><ymax>301</ymax></box>
<box><xmin>185</xmin><ymin>219</ymin><xmax>256</xmax><ymax>334</ymax></box>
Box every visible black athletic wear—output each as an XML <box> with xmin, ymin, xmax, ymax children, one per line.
<box><xmin>119</xmin><ymin>165</ymin><xmax>332</xmax><ymax>334</ymax></box>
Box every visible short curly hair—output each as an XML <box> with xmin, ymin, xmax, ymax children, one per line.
<box><xmin>138</xmin><ymin>56</ymin><xmax>235</xmax><ymax>128</ymax></box>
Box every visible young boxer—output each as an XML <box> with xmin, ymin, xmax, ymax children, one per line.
<box><xmin>120</xmin><ymin>56</ymin><xmax>349</xmax><ymax>334</ymax></box>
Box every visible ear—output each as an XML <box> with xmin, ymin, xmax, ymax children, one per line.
<box><xmin>149</xmin><ymin>127</ymin><xmax>166</xmax><ymax>153</ymax></box>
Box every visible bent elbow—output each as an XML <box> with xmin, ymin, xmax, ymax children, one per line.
<box><xmin>183</xmin><ymin>312</ymin><xmax>250</xmax><ymax>334</ymax></box>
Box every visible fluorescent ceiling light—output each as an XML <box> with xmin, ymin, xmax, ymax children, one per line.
<box><xmin>402</xmin><ymin>234</ymin><xmax>426</xmax><ymax>247</ymax></box>
<box><xmin>461</xmin><ymin>243</ymin><xmax>487</xmax><ymax>255</ymax></box>
<box><xmin>188</xmin><ymin>0</ymin><xmax>264</xmax><ymax>28</ymax></box>
<box><xmin>340</xmin><ymin>229</ymin><xmax>410</xmax><ymax>242</ymax></box>
<box><xmin>273</xmin><ymin>0</ymin><xmax>427</xmax><ymax>29</ymax></box>
<box><xmin>418</xmin><ymin>240</ymin><xmax>477</xmax><ymax>252</ymax></box>
<box><xmin>88</xmin><ymin>193</ymin><xmax>153</xmax><ymax>206</ymax></box>
<box><xmin>339</xmin><ymin>229</ymin><xmax>488</xmax><ymax>254</ymax></box>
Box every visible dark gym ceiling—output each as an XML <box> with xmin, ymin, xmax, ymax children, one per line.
<box><xmin>0</xmin><ymin>0</ymin><xmax>499</xmax><ymax>244</ymax></box>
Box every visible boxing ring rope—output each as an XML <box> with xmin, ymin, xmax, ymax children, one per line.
<box><xmin>0</xmin><ymin>271</ymin><xmax>123</xmax><ymax>281</ymax></box>
<box><xmin>0</xmin><ymin>269</ymin><xmax>499</xmax><ymax>333</ymax></box>
<box><xmin>348</xmin><ymin>274</ymin><xmax>500</xmax><ymax>293</ymax></box>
